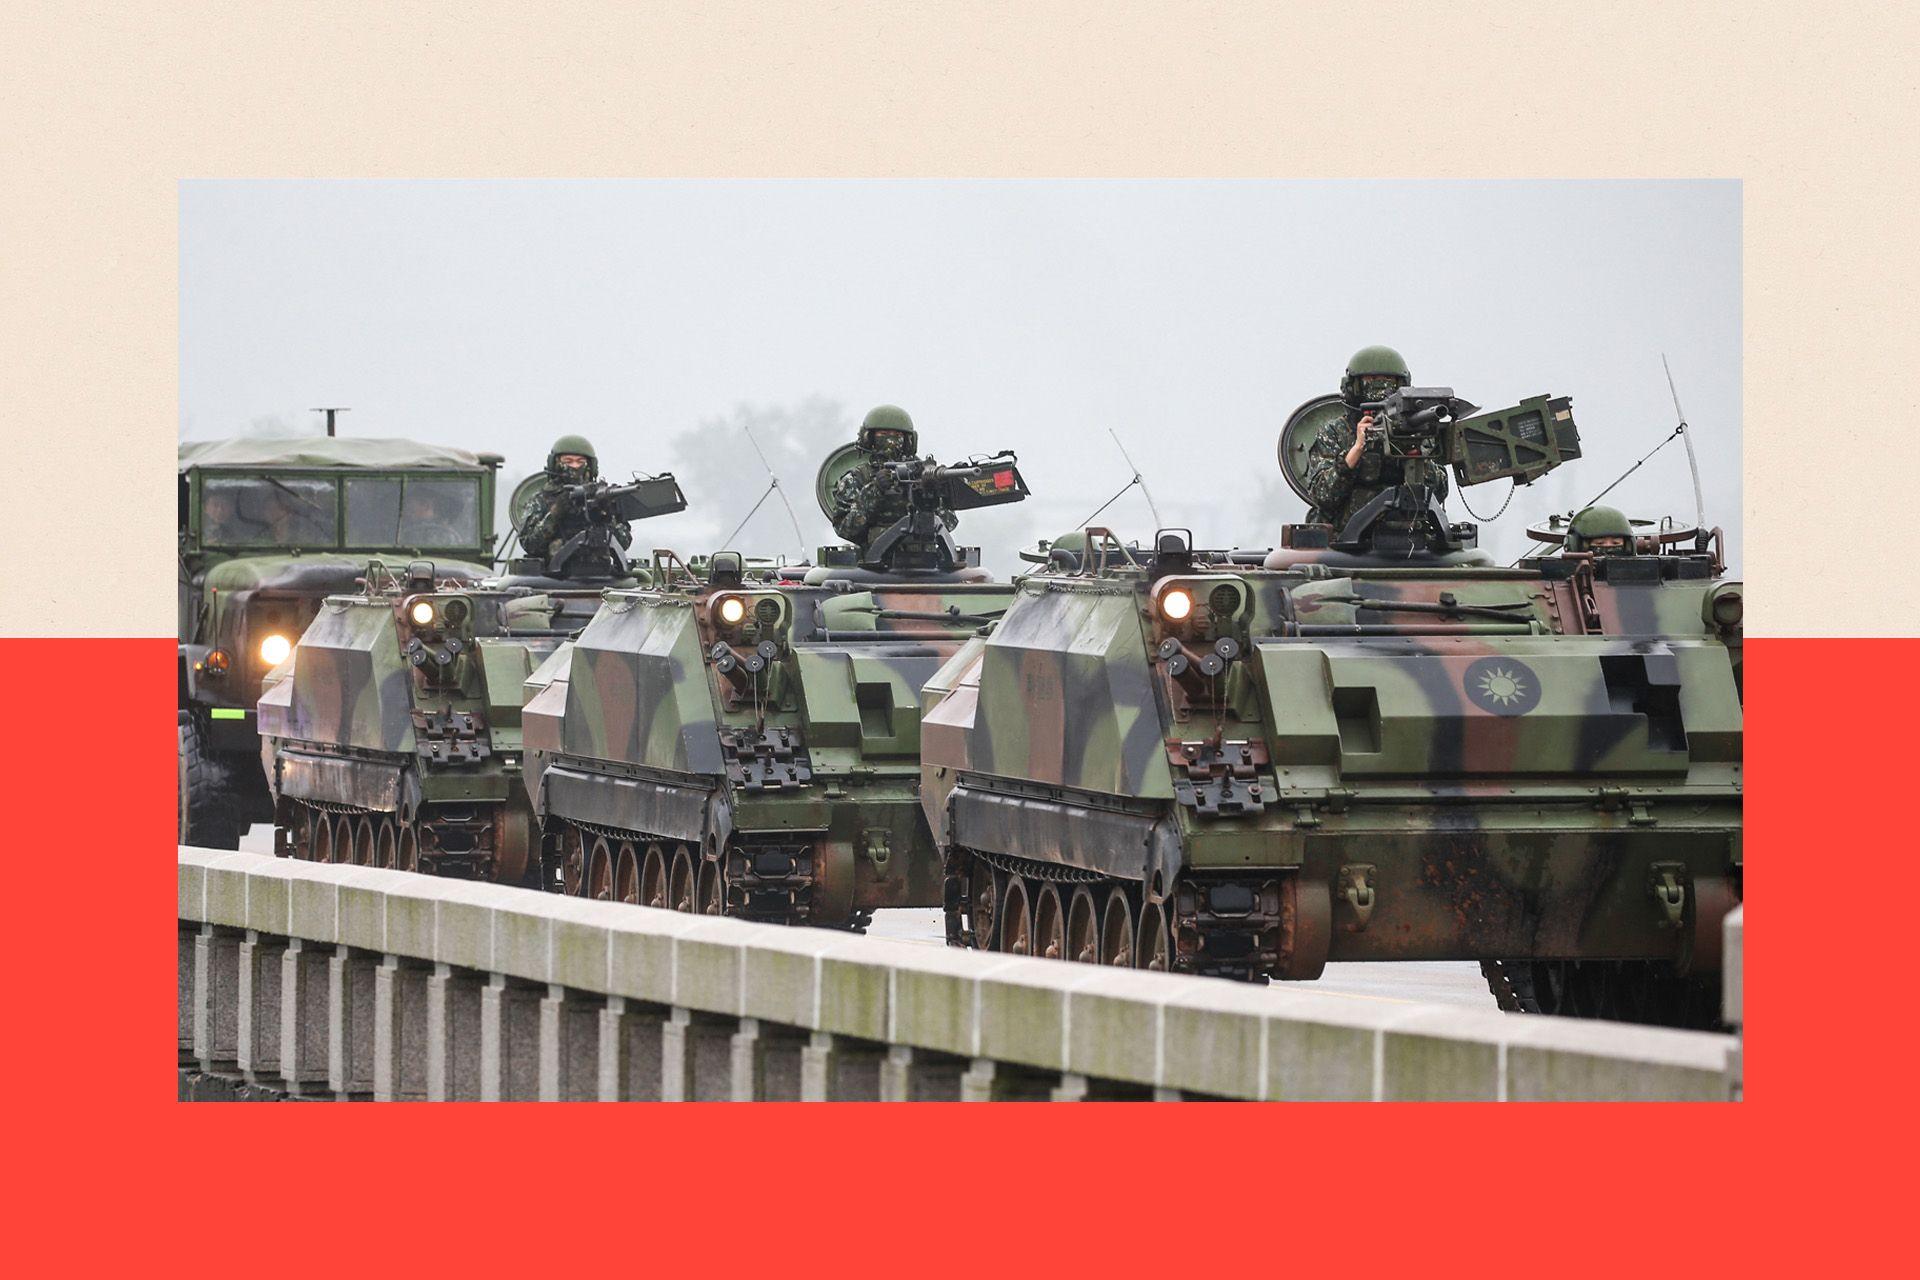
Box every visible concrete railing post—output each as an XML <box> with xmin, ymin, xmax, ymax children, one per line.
<box><xmin>278</xmin><ymin>937</ymin><xmax>330</xmax><ymax>1095</ymax></box>
<box><xmin>426</xmin><ymin>962</ymin><xmax>484</xmax><ymax>1101</ymax></box>
<box><xmin>800</xmin><ymin>1031</ymin><xmax>883</xmax><ymax>1101</ymax></box>
<box><xmin>178</xmin><ymin>924</ymin><xmax>198</xmax><ymax>1065</ymax></box>
<box><xmin>374</xmin><ymin>955</ymin><xmax>431</xmax><ymax>1101</ymax></box>
<box><xmin>880</xmin><ymin>1045</ymin><xmax>964</xmax><ymax>1101</ymax></box>
<box><xmin>480</xmin><ymin>974</ymin><xmax>542</xmax><ymax>1101</ymax></box>
<box><xmin>193</xmin><ymin>923</ymin><xmax>242</xmax><ymax>1075</ymax></box>
<box><xmin>328</xmin><ymin>945</ymin><xmax>379</xmax><ymax>1099</ymax></box>
<box><xmin>597</xmin><ymin>996</ymin><xmax>668</xmax><ymax>1101</ymax></box>
<box><xmin>237</xmin><ymin>930</ymin><xmax>286</xmax><ymax>1086</ymax></box>
<box><xmin>539</xmin><ymin>985</ymin><xmax>600</xmax><ymax>1102</ymax></box>
<box><xmin>661</xmin><ymin>1007</ymin><xmax>736</xmax><ymax>1102</ymax></box>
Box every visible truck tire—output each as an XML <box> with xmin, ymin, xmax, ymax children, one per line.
<box><xmin>179</xmin><ymin>713</ymin><xmax>241</xmax><ymax>850</ymax></box>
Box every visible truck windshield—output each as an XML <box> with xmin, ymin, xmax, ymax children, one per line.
<box><xmin>345</xmin><ymin>475</ymin><xmax>482</xmax><ymax>548</ymax></box>
<box><xmin>201</xmin><ymin>476</ymin><xmax>339</xmax><ymax>547</ymax></box>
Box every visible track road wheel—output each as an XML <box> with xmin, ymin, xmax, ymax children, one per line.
<box><xmin>616</xmin><ymin>842</ymin><xmax>639</xmax><ymax>904</ymax></box>
<box><xmin>331</xmin><ymin>814</ymin><xmax>355</xmax><ymax>866</ymax></box>
<box><xmin>396</xmin><ymin>821</ymin><xmax>419</xmax><ymax>873</ymax></box>
<box><xmin>669</xmin><ymin>846</ymin><xmax>696</xmax><ymax>913</ymax></box>
<box><xmin>178</xmin><ymin>714</ymin><xmax>241</xmax><ymax>850</ymax></box>
<box><xmin>353</xmin><ymin>816</ymin><xmax>376</xmax><ymax>867</ymax></box>
<box><xmin>697</xmin><ymin>855</ymin><xmax>724</xmax><ymax>916</ymax></box>
<box><xmin>559</xmin><ymin>827</ymin><xmax>587</xmax><ymax>897</ymax></box>
<box><xmin>1136</xmin><ymin>899</ymin><xmax>1171</xmax><ymax>972</ymax></box>
<box><xmin>1099</xmin><ymin>886</ymin><xmax>1136</xmax><ymax>967</ymax></box>
<box><xmin>588</xmin><ymin>836</ymin><xmax>614</xmax><ymax>901</ymax></box>
<box><xmin>968</xmin><ymin>861</ymin><xmax>1000</xmax><ymax>951</ymax></box>
<box><xmin>641</xmin><ymin>843</ymin><xmax>668</xmax><ymax>908</ymax></box>
<box><xmin>999</xmin><ymin>875</ymin><xmax>1035</xmax><ymax>956</ymax></box>
<box><xmin>375</xmin><ymin>817</ymin><xmax>398</xmax><ymax>870</ymax></box>
<box><xmin>1033</xmin><ymin>883</ymin><xmax>1066</xmax><ymax>961</ymax></box>
<box><xmin>299</xmin><ymin>807</ymin><xmax>324</xmax><ymax>861</ymax></box>
<box><xmin>1066</xmin><ymin>886</ymin><xmax>1099</xmax><ymax>964</ymax></box>
<box><xmin>313</xmin><ymin>811</ymin><xmax>336</xmax><ymax>864</ymax></box>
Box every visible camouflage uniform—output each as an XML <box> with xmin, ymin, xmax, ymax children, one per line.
<box><xmin>521</xmin><ymin>433</ymin><xmax>631</xmax><ymax>563</ymax></box>
<box><xmin>522</xmin><ymin>485</ymin><xmax>633</xmax><ymax>560</ymax></box>
<box><xmin>831</xmin><ymin>405</ymin><xmax>956</xmax><ymax>562</ymax></box>
<box><xmin>1304</xmin><ymin>413</ymin><xmax>1449</xmax><ymax>530</ymax></box>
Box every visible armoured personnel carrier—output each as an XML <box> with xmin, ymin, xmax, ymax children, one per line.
<box><xmin>178</xmin><ymin>435</ymin><xmax>503</xmax><ymax>847</ymax></box>
<box><xmin>257</xmin><ymin>563</ymin><xmax>606</xmax><ymax>881</ymax></box>
<box><xmin>257</xmin><ymin>474</ymin><xmax>688</xmax><ymax>881</ymax></box>
<box><xmin>921</xmin><ymin>389</ymin><xmax>1742</xmax><ymax>1029</ymax></box>
<box><xmin>524</xmin><ymin>444</ymin><xmax>1028</xmax><ymax>926</ymax></box>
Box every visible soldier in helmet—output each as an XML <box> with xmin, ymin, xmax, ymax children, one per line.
<box><xmin>521</xmin><ymin>434</ymin><xmax>632</xmax><ymax>568</ymax></box>
<box><xmin>1563</xmin><ymin>505</ymin><xmax>1637</xmax><ymax>557</ymax></box>
<box><xmin>831</xmin><ymin>405</ymin><xmax>958</xmax><ymax>562</ymax></box>
<box><xmin>1304</xmin><ymin>345</ymin><xmax>1450</xmax><ymax>532</ymax></box>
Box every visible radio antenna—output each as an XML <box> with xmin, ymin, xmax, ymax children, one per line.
<box><xmin>1108</xmin><ymin>429</ymin><xmax>1164</xmax><ymax>526</ymax></box>
<box><xmin>1662</xmin><ymin>354</ymin><xmax>1708</xmax><ymax>533</ymax></box>
<box><xmin>728</xmin><ymin>421</ymin><xmax>809</xmax><ymax>555</ymax></box>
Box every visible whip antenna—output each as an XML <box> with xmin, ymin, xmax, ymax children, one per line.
<box><xmin>1108</xmin><ymin>429</ymin><xmax>1164</xmax><ymax>526</ymax></box>
<box><xmin>1662</xmin><ymin>354</ymin><xmax>1708</xmax><ymax>533</ymax></box>
<box><xmin>734</xmin><ymin>421</ymin><xmax>809</xmax><ymax>555</ymax></box>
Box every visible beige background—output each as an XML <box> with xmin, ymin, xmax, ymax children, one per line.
<box><xmin>1</xmin><ymin>1</ymin><xmax>1912</xmax><ymax>637</ymax></box>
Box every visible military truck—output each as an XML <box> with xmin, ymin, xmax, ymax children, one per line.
<box><xmin>178</xmin><ymin>436</ymin><xmax>503</xmax><ymax>847</ymax></box>
<box><xmin>921</xmin><ymin>390</ymin><xmax>1743</xmax><ymax>1029</ymax></box>
<box><xmin>523</xmin><ymin>446</ymin><xmax>1029</xmax><ymax>926</ymax></box>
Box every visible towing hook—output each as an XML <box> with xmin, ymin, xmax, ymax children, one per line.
<box><xmin>1649</xmin><ymin>863</ymin><xmax>1687</xmax><ymax>929</ymax></box>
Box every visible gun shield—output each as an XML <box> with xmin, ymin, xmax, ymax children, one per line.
<box><xmin>1449</xmin><ymin>395</ymin><xmax>1581</xmax><ymax>486</ymax></box>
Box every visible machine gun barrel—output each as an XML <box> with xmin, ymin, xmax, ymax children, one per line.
<box><xmin>881</xmin><ymin>452</ymin><xmax>1028</xmax><ymax>511</ymax></box>
<box><xmin>564</xmin><ymin>474</ymin><xmax>689</xmax><ymax>522</ymax></box>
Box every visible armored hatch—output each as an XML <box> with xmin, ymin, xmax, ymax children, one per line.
<box><xmin>814</xmin><ymin>441</ymin><xmax>865</xmax><ymax>521</ymax></box>
<box><xmin>1277</xmin><ymin>394</ymin><xmax>1348</xmax><ymax>505</ymax></box>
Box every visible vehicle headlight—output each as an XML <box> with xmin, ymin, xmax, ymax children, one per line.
<box><xmin>1159</xmin><ymin>587</ymin><xmax>1194</xmax><ymax>622</ymax></box>
<box><xmin>715</xmin><ymin>595</ymin><xmax>747</xmax><ymax>626</ymax></box>
<box><xmin>257</xmin><ymin>633</ymin><xmax>292</xmax><ymax>666</ymax></box>
<box><xmin>410</xmin><ymin>600</ymin><xmax>436</xmax><ymax>626</ymax></box>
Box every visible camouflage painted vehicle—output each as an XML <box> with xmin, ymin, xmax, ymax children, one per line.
<box><xmin>178</xmin><ymin>436</ymin><xmax>502</xmax><ymax>847</ymax></box>
<box><xmin>258</xmin><ymin>562</ymin><xmax>608</xmax><ymax>882</ymax></box>
<box><xmin>524</xmin><ymin>446</ymin><xmax>1029</xmax><ymax>927</ymax></box>
<box><xmin>922</xmin><ymin>392</ymin><xmax>1743</xmax><ymax>1029</ymax></box>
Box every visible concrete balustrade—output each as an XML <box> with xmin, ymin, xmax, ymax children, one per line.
<box><xmin>179</xmin><ymin>849</ymin><xmax>1741</xmax><ymax>1102</ymax></box>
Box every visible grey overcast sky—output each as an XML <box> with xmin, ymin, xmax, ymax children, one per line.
<box><xmin>180</xmin><ymin>180</ymin><xmax>1739</xmax><ymax>571</ymax></box>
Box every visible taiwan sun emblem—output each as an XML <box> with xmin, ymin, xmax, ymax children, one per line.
<box><xmin>1462</xmin><ymin>656</ymin><xmax>1541</xmax><ymax>716</ymax></box>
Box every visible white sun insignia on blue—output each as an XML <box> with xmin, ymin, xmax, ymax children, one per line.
<box><xmin>1475</xmin><ymin>664</ymin><xmax>1529</xmax><ymax>708</ymax></box>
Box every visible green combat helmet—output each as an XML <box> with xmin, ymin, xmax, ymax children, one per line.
<box><xmin>1565</xmin><ymin>504</ymin><xmax>1636</xmax><ymax>555</ymax></box>
<box><xmin>857</xmin><ymin>405</ymin><xmax>918</xmax><ymax>460</ymax></box>
<box><xmin>547</xmin><ymin>434</ymin><xmax>599</xmax><ymax>482</ymax></box>
<box><xmin>1340</xmin><ymin>344</ymin><xmax>1413</xmax><ymax>405</ymax></box>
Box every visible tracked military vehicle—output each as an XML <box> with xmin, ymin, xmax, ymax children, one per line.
<box><xmin>524</xmin><ymin>443</ymin><xmax>1028</xmax><ymax>926</ymax></box>
<box><xmin>922</xmin><ymin>389</ymin><xmax>1743</xmax><ymax>1029</ymax></box>
<box><xmin>257</xmin><ymin>563</ymin><xmax>607</xmax><ymax>881</ymax></box>
<box><xmin>258</xmin><ymin>474</ymin><xmax>688</xmax><ymax>881</ymax></box>
<box><xmin>178</xmin><ymin>436</ymin><xmax>503</xmax><ymax>847</ymax></box>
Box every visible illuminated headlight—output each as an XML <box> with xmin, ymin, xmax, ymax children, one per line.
<box><xmin>1159</xmin><ymin>587</ymin><xmax>1194</xmax><ymax>622</ymax></box>
<box><xmin>715</xmin><ymin>595</ymin><xmax>747</xmax><ymax>626</ymax></box>
<box><xmin>410</xmin><ymin>600</ymin><xmax>436</xmax><ymax>626</ymax></box>
<box><xmin>257</xmin><ymin>633</ymin><xmax>292</xmax><ymax>666</ymax></box>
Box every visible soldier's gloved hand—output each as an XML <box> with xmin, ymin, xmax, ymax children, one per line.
<box><xmin>1344</xmin><ymin>414</ymin><xmax>1377</xmax><ymax>469</ymax></box>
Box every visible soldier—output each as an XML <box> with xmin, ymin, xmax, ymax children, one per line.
<box><xmin>831</xmin><ymin>405</ymin><xmax>957</xmax><ymax>562</ymax></box>
<box><xmin>521</xmin><ymin>434</ymin><xmax>632</xmax><ymax>567</ymax></box>
<box><xmin>1563</xmin><ymin>505</ymin><xmax>1637</xmax><ymax>557</ymax></box>
<box><xmin>400</xmin><ymin>485</ymin><xmax>465</xmax><ymax>547</ymax></box>
<box><xmin>1304</xmin><ymin>345</ymin><xmax>1450</xmax><ymax>531</ymax></box>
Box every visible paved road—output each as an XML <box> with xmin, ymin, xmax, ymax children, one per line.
<box><xmin>239</xmin><ymin>825</ymin><xmax>1495</xmax><ymax>1010</ymax></box>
